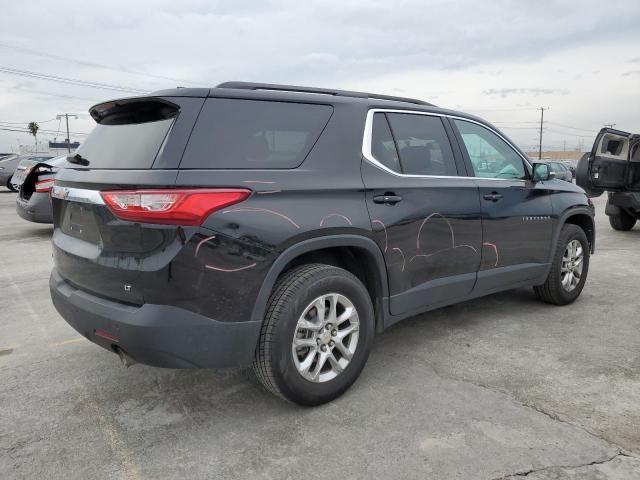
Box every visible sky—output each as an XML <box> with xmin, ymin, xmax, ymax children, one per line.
<box><xmin>1</xmin><ymin>0</ymin><xmax>639</xmax><ymax>153</ymax></box>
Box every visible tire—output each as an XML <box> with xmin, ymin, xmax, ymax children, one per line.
<box><xmin>608</xmin><ymin>210</ymin><xmax>636</xmax><ymax>231</ymax></box>
<box><xmin>6</xmin><ymin>179</ymin><xmax>17</xmax><ymax>192</ymax></box>
<box><xmin>534</xmin><ymin>224</ymin><xmax>590</xmax><ymax>305</ymax></box>
<box><xmin>253</xmin><ymin>263</ymin><xmax>374</xmax><ymax>406</ymax></box>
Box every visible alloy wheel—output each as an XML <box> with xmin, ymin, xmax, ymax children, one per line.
<box><xmin>292</xmin><ymin>293</ymin><xmax>360</xmax><ymax>383</ymax></box>
<box><xmin>561</xmin><ymin>239</ymin><xmax>584</xmax><ymax>292</ymax></box>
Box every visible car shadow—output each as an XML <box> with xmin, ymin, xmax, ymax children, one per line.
<box><xmin>1</xmin><ymin>226</ymin><xmax>53</xmax><ymax>241</ymax></box>
<box><xmin>77</xmin><ymin>287</ymin><xmax>540</xmax><ymax>418</ymax></box>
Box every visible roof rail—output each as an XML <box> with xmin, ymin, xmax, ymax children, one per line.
<box><xmin>216</xmin><ymin>81</ymin><xmax>434</xmax><ymax>107</ymax></box>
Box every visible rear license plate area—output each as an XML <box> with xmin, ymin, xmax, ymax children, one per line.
<box><xmin>61</xmin><ymin>202</ymin><xmax>101</xmax><ymax>243</ymax></box>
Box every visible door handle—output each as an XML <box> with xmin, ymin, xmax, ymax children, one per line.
<box><xmin>483</xmin><ymin>192</ymin><xmax>504</xmax><ymax>202</ymax></box>
<box><xmin>373</xmin><ymin>193</ymin><xmax>403</xmax><ymax>205</ymax></box>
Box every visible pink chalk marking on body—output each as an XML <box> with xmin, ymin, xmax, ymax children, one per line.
<box><xmin>417</xmin><ymin>213</ymin><xmax>454</xmax><ymax>249</ymax></box>
<box><xmin>391</xmin><ymin>247</ymin><xmax>405</xmax><ymax>272</ymax></box>
<box><xmin>255</xmin><ymin>190</ymin><xmax>281</xmax><ymax>195</ymax></box>
<box><xmin>372</xmin><ymin>219</ymin><xmax>388</xmax><ymax>252</ymax></box>
<box><xmin>205</xmin><ymin>262</ymin><xmax>257</xmax><ymax>273</ymax></box>
<box><xmin>222</xmin><ymin>207</ymin><xmax>300</xmax><ymax>229</ymax></box>
<box><xmin>319</xmin><ymin>213</ymin><xmax>353</xmax><ymax>227</ymax></box>
<box><xmin>483</xmin><ymin>242</ymin><xmax>499</xmax><ymax>267</ymax></box>
<box><xmin>456</xmin><ymin>244</ymin><xmax>478</xmax><ymax>253</ymax></box>
<box><xmin>194</xmin><ymin>235</ymin><xmax>217</xmax><ymax>258</ymax></box>
<box><xmin>409</xmin><ymin>245</ymin><xmax>478</xmax><ymax>263</ymax></box>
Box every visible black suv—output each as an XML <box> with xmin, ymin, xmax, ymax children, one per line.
<box><xmin>50</xmin><ymin>82</ymin><xmax>595</xmax><ymax>405</ymax></box>
<box><xmin>576</xmin><ymin>127</ymin><xmax>640</xmax><ymax>231</ymax></box>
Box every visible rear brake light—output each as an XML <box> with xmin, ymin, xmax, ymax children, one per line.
<box><xmin>35</xmin><ymin>178</ymin><xmax>55</xmax><ymax>193</ymax></box>
<box><xmin>100</xmin><ymin>188</ymin><xmax>251</xmax><ymax>226</ymax></box>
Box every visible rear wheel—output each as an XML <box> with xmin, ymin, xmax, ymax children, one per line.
<box><xmin>534</xmin><ymin>224</ymin><xmax>590</xmax><ymax>305</ymax></box>
<box><xmin>5</xmin><ymin>179</ymin><xmax>16</xmax><ymax>192</ymax></box>
<box><xmin>608</xmin><ymin>210</ymin><xmax>636</xmax><ymax>231</ymax></box>
<box><xmin>253</xmin><ymin>264</ymin><xmax>374</xmax><ymax>406</ymax></box>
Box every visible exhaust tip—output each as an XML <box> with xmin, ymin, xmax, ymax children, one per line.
<box><xmin>115</xmin><ymin>346</ymin><xmax>137</xmax><ymax>368</ymax></box>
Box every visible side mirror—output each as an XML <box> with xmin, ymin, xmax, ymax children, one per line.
<box><xmin>532</xmin><ymin>162</ymin><xmax>555</xmax><ymax>182</ymax></box>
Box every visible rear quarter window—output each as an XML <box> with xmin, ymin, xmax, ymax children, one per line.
<box><xmin>180</xmin><ymin>98</ymin><xmax>333</xmax><ymax>169</ymax></box>
<box><xmin>75</xmin><ymin>119</ymin><xmax>174</xmax><ymax>169</ymax></box>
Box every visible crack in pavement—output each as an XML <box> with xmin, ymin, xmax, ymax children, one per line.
<box><xmin>492</xmin><ymin>451</ymin><xmax>633</xmax><ymax>479</ymax></box>
<box><xmin>380</xmin><ymin>349</ymin><xmax>629</xmax><ymax>452</ymax></box>
<box><xmin>379</xmin><ymin>350</ymin><xmax>639</xmax><ymax>478</ymax></box>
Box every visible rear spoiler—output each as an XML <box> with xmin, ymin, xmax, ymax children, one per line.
<box><xmin>89</xmin><ymin>97</ymin><xmax>179</xmax><ymax>125</ymax></box>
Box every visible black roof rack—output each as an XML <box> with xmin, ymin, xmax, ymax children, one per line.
<box><xmin>216</xmin><ymin>81</ymin><xmax>435</xmax><ymax>107</ymax></box>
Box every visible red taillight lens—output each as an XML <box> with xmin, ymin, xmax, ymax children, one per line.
<box><xmin>35</xmin><ymin>178</ymin><xmax>55</xmax><ymax>193</ymax></box>
<box><xmin>99</xmin><ymin>188</ymin><xmax>251</xmax><ymax>226</ymax></box>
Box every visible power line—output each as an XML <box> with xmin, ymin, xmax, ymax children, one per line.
<box><xmin>496</xmin><ymin>126</ymin><xmax>542</xmax><ymax>130</ymax></box>
<box><xmin>545</xmin><ymin>129</ymin><xmax>594</xmax><ymax>138</ymax></box>
<box><xmin>546</xmin><ymin>121</ymin><xmax>598</xmax><ymax>133</ymax></box>
<box><xmin>0</xmin><ymin>41</ymin><xmax>208</xmax><ymax>87</ymax></box>
<box><xmin>0</xmin><ymin>118</ymin><xmax>57</xmax><ymax>124</ymax></box>
<box><xmin>0</xmin><ymin>85</ymin><xmax>101</xmax><ymax>103</ymax></box>
<box><xmin>0</xmin><ymin>66</ymin><xmax>149</xmax><ymax>94</ymax></box>
<box><xmin>0</xmin><ymin>123</ymin><xmax>89</xmax><ymax>136</ymax></box>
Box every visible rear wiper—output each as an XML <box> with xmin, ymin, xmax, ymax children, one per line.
<box><xmin>67</xmin><ymin>153</ymin><xmax>89</xmax><ymax>166</ymax></box>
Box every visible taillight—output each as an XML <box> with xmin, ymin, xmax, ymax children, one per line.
<box><xmin>100</xmin><ymin>188</ymin><xmax>251</xmax><ymax>226</ymax></box>
<box><xmin>35</xmin><ymin>178</ymin><xmax>55</xmax><ymax>193</ymax></box>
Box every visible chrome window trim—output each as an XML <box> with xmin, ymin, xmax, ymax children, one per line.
<box><xmin>51</xmin><ymin>185</ymin><xmax>105</xmax><ymax>205</ymax></box>
<box><xmin>362</xmin><ymin>108</ymin><xmax>531</xmax><ymax>182</ymax></box>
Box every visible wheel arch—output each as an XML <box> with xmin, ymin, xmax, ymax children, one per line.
<box><xmin>250</xmin><ymin>235</ymin><xmax>389</xmax><ymax>333</ymax></box>
<box><xmin>538</xmin><ymin>206</ymin><xmax>594</xmax><ymax>285</ymax></box>
<box><xmin>551</xmin><ymin>206</ymin><xmax>596</xmax><ymax>259</ymax></box>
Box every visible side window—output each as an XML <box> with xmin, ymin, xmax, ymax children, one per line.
<box><xmin>386</xmin><ymin>113</ymin><xmax>458</xmax><ymax>176</ymax></box>
<box><xmin>371</xmin><ymin>113</ymin><xmax>402</xmax><ymax>173</ymax></box>
<box><xmin>181</xmin><ymin>99</ymin><xmax>333</xmax><ymax>169</ymax></box>
<box><xmin>454</xmin><ymin>119</ymin><xmax>527</xmax><ymax>180</ymax></box>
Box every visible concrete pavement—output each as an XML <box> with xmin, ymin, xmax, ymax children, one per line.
<box><xmin>1</xmin><ymin>188</ymin><xmax>638</xmax><ymax>479</ymax></box>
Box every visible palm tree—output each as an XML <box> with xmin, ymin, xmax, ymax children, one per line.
<box><xmin>28</xmin><ymin>121</ymin><xmax>39</xmax><ymax>152</ymax></box>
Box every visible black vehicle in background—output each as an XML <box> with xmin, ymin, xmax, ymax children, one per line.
<box><xmin>50</xmin><ymin>82</ymin><xmax>595</xmax><ymax>405</ymax></box>
<box><xmin>564</xmin><ymin>158</ymin><xmax>581</xmax><ymax>178</ymax></box>
<box><xmin>15</xmin><ymin>155</ymin><xmax>67</xmax><ymax>223</ymax></box>
<box><xmin>577</xmin><ymin>128</ymin><xmax>640</xmax><ymax>231</ymax></box>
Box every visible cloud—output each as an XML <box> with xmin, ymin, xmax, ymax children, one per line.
<box><xmin>0</xmin><ymin>0</ymin><xmax>639</xmax><ymax>151</ymax></box>
<box><xmin>482</xmin><ymin>88</ymin><xmax>570</xmax><ymax>97</ymax></box>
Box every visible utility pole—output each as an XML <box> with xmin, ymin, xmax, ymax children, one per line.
<box><xmin>537</xmin><ymin>107</ymin><xmax>549</xmax><ymax>160</ymax></box>
<box><xmin>56</xmin><ymin>113</ymin><xmax>78</xmax><ymax>153</ymax></box>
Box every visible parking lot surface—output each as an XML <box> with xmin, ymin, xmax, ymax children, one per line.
<box><xmin>1</xmin><ymin>189</ymin><xmax>639</xmax><ymax>479</ymax></box>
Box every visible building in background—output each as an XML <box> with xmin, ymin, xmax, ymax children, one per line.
<box><xmin>525</xmin><ymin>150</ymin><xmax>587</xmax><ymax>161</ymax></box>
<box><xmin>15</xmin><ymin>138</ymin><xmax>80</xmax><ymax>156</ymax></box>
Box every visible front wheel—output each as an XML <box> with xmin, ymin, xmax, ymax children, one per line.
<box><xmin>6</xmin><ymin>179</ymin><xmax>17</xmax><ymax>192</ymax></box>
<box><xmin>609</xmin><ymin>210</ymin><xmax>636</xmax><ymax>231</ymax></box>
<box><xmin>253</xmin><ymin>264</ymin><xmax>374</xmax><ymax>406</ymax></box>
<box><xmin>534</xmin><ymin>224</ymin><xmax>590</xmax><ymax>305</ymax></box>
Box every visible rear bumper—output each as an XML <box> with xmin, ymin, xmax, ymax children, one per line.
<box><xmin>50</xmin><ymin>269</ymin><xmax>262</xmax><ymax>368</ymax></box>
<box><xmin>16</xmin><ymin>192</ymin><xmax>53</xmax><ymax>223</ymax></box>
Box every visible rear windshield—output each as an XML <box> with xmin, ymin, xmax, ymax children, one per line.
<box><xmin>180</xmin><ymin>98</ymin><xmax>333</xmax><ymax>169</ymax></box>
<box><xmin>75</xmin><ymin>118</ymin><xmax>174</xmax><ymax>169</ymax></box>
<box><xmin>76</xmin><ymin>99</ymin><xmax>179</xmax><ymax>169</ymax></box>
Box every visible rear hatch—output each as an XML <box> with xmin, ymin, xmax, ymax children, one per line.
<box><xmin>577</xmin><ymin>128</ymin><xmax>640</xmax><ymax>196</ymax></box>
<box><xmin>51</xmin><ymin>95</ymin><xmax>206</xmax><ymax>304</ymax></box>
<box><xmin>11</xmin><ymin>156</ymin><xmax>52</xmax><ymax>188</ymax></box>
<box><xmin>19</xmin><ymin>156</ymin><xmax>67</xmax><ymax>201</ymax></box>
